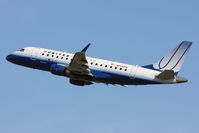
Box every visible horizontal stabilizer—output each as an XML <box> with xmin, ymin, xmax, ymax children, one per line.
<box><xmin>156</xmin><ymin>70</ymin><xmax>174</xmax><ymax>80</ymax></box>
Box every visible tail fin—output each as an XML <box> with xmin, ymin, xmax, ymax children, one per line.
<box><xmin>143</xmin><ymin>41</ymin><xmax>192</xmax><ymax>75</ymax></box>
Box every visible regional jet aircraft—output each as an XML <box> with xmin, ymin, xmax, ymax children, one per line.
<box><xmin>6</xmin><ymin>41</ymin><xmax>192</xmax><ymax>86</ymax></box>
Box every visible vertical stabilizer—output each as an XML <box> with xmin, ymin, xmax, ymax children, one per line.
<box><xmin>143</xmin><ymin>41</ymin><xmax>192</xmax><ymax>75</ymax></box>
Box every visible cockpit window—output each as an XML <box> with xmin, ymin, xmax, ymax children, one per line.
<box><xmin>19</xmin><ymin>48</ymin><xmax>25</xmax><ymax>52</ymax></box>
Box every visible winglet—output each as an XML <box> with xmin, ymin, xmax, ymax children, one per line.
<box><xmin>81</xmin><ymin>43</ymin><xmax>91</xmax><ymax>52</ymax></box>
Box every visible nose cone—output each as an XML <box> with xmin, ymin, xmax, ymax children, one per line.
<box><xmin>6</xmin><ymin>54</ymin><xmax>15</xmax><ymax>62</ymax></box>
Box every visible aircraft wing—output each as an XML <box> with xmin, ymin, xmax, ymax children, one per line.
<box><xmin>67</xmin><ymin>44</ymin><xmax>93</xmax><ymax>77</ymax></box>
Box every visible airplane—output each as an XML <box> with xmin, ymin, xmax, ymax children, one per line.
<box><xmin>6</xmin><ymin>41</ymin><xmax>192</xmax><ymax>86</ymax></box>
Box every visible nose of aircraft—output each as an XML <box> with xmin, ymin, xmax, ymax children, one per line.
<box><xmin>6</xmin><ymin>54</ymin><xmax>15</xmax><ymax>62</ymax></box>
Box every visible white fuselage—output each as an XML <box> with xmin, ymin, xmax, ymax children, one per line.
<box><xmin>7</xmin><ymin>41</ymin><xmax>192</xmax><ymax>86</ymax></box>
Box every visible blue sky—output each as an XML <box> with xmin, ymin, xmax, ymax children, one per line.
<box><xmin>1</xmin><ymin>0</ymin><xmax>199</xmax><ymax>133</ymax></box>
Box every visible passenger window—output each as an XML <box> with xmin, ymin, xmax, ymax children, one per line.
<box><xmin>105</xmin><ymin>65</ymin><xmax>107</xmax><ymax>67</ymax></box>
<box><xmin>120</xmin><ymin>68</ymin><xmax>122</xmax><ymax>70</ymax></box>
<box><xmin>56</xmin><ymin>56</ymin><xmax>59</xmax><ymax>58</ymax></box>
<box><xmin>110</xmin><ymin>66</ymin><xmax>112</xmax><ymax>68</ymax></box>
<box><xmin>67</xmin><ymin>55</ymin><xmax>69</xmax><ymax>57</ymax></box>
<box><xmin>52</xmin><ymin>55</ymin><xmax>54</xmax><ymax>57</ymax></box>
<box><xmin>48</xmin><ymin>51</ymin><xmax>51</xmax><ymax>53</ymax></box>
<box><xmin>100</xmin><ymin>64</ymin><xmax>103</xmax><ymax>67</ymax></box>
<box><xmin>52</xmin><ymin>52</ymin><xmax>55</xmax><ymax>54</ymax></box>
<box><xmin>115</xmin><ymin>67</ymin><xmax>117</xmax><ymax>69</ymax></box>
<box><xmin>42</xmin><ymin>53</ymin><xmax>44</xmax><ymax>56</ymax></box>
<box><xmin>125</xmin><ymin>69</ymin><xmax>127</xmax><ymax>71</ymax></box>
<box><xmin>66</xmin><ymin>58</ymin><xmax>68</xmax><ymax>60</ymax></box>
<box><xmin>95</xmin><ymin>63</ymin><xmax>98</xmax><ymax>66</ymax></box>
<box><xmin>61</xmin><ymin>57</ymin><xmax>63</xmax><ymax>59</ymax></box>
<box><xmin>47</xmin><ymin>54</ymin><xmax>49</xmax><ymax>56</ymax></box>
<box><xmin>91</xmin><ymin>62</ymin><xmax>93</xmax><ymax>65</ymax></box>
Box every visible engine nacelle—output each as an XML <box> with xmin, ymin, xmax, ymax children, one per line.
<box><xmin>50</xmin><ymin>64</ymin><xmax>66</xmax><ymax>76</ymax></box>
<box><xmin>70</xmin><ymin>79</ymin><xmax>85</xmax><ymax>86</ymax></box>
